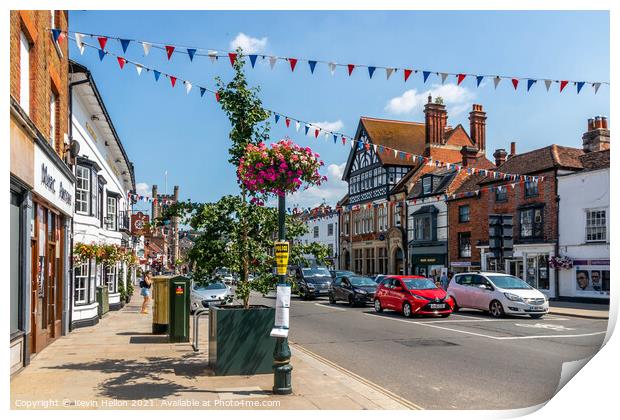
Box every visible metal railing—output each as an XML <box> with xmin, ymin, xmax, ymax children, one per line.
<box><xmin>192</xmin><ymin>308</ymin><xmax>210</xmax><ymax>352</ymax></box>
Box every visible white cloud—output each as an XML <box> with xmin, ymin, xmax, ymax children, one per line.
<box><xmin>269</xmin><ymin>162</ymin><xmax>348</xmax><ymax>209</ymax></box>
<box><xmin>309</xmin><ymin>120</ymin><xmax>344</xmax><ymax>133</ymax></box>
<box><xmin>229</xmin><ymin>33</ymin><xmax>268</xmax><ymax>54</ymax></box>
<box><xmin>136</xmin><ymin>182</ymin><xmax>150</xmax><ymax>197</ymax></box>
<box><xmin>385</xmin><ymin>83</ymin><xmax>476</xmax><ymax>117</ymax></box>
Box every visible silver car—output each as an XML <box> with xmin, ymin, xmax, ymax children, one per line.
<box><xmin>190</xmin><ymin>281</ymin><xmax>232</xmax><ymax>313</ymax></box>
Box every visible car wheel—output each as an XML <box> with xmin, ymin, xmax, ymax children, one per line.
<box><xmin>348</xmin><ymin>295</ymin><xmax>355</xmax><ymax>307</ymax></box>
<box><xmin>374</xmin><ymin>299</ymin><xmax>383</xmax><ymax>313</ymax></box>
<box><xmin>402</xmin><ymin>302</ymin><xmax>412</xmax><ymax>318</ymax></box>
<box><xmin>530</xmin><ymin>314</ymin><xmax>544</xmax><ymax>319</ymax></box>
<box><xmin>329</xmin><ymin>293</ymin><xmax>336</xmax><ymax>304</ymax></box>
<box><xmin>489</xmin><ymin>300</ymin><xmax>505</xmax><ymax>318</ymax></box>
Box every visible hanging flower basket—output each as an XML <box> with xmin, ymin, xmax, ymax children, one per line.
<box><xmin>73</xmin><ymin>242</ymin><xmax>99</xmax><ymax>264</ymax></box>
<box><xmin>237</xmin><ymin>139</ymin><xmax>326</xmax><ymax>201</ymax></box>
<box><xmin>549</xmin><ymin>255</ymin><xmax>573</xmax><ymax>270</ymax></box>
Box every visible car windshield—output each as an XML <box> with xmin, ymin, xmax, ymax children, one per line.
<box><xmin>488</xmin><ymin>275</ymin><xmax>532</xmax><ymax>290</ymax></box>
<box><xmin>337</xmin><ymin>271</ymin><xmax>355</xmax><ymax>277</ymax></box>
<box><xmin>349</xmin><ymin>276</ymin><xmax>376</xmax><ymax>286</ymax></box>
<box><xmin>403</xmin><ymin>279</ymin><xmax>438</xmax><ymax>290</ymax></box>
<box><xmin>194</xmin><ymin>282</ymin><xmax>226</xmax><ymax>291</ymax></box>
<box><xmin>302</xmin><ymin>267</ymin><xmax>331</xmax><ymax>277</ymax></box>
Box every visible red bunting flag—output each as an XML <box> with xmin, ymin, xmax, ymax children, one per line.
<box><xmin>457</xmin><ymin>74</ymin><xmax>466</xmax><ymax>85</ymax></box>
<box><xmin>57</xmin><ymin>32</ymin><xmax>66</xmax><ymax>43</ymax></box>
<box><xmin>215</xmin><ymin>91</ymin><xmax>221</xmax><ymax>102</ymax></box>
<box><xmin>97</xmin><ymin>36</ymin><xmax>108</xmax><ymax>50</ymax></box>
<box><xmin>347</xmin><ymin>64</ymin><xmax>355</xmax><ymax>76</ymax></box>
<box><xmin>228</xmin><ymin>53</ymin><xmax>237</xmax><ymax>67</ymax></box>
<box><xmin>285</xmin><ymin>118</ymin><xmax>291</xmax><ymax>128</ymax></box>
<box><xmin>170</xmin><ymin>76</ymin><xmax>177</xmax><ymax>88</ymax></box>
<box><xmin>117</xmin><ymin>57</ymin><xmax>126</xmax><ymax>69</ymax></box>
<box><xmin>559</xmin><ymin>80</ymin><xmax>569</xmax><ymax>92</ymax></box>
<box><xmin>289</xmin><ymin>58</ymin><xmax>298</xmax><ymax>72</ymax></box>
<box><xmin>314</xmin><ymin>128</ymin><xmax>319</xmax><ymax>138</ymax></box>
<box><xmin>165</xmin><ymin>45</ymin><xmax>175</xmax><ymax>60</ymax></box>
<box><xmin>365</xmin><ymin>143</ymin><xmax>370</xmax><ymax>151</ymax></box>
<box><xmin>342</xmin><ymin>137</ymin><xmax>346</xmax><ymax>145</ymax></box>
<box><xmin>404</xmin><ymin>69</ymin><xmax>413</xmax><ymax>82</ymax></box>
<box><xmin>511</xmin><ymin>79</ymin><xmax>519</xmax><ymax>90</ymax></box>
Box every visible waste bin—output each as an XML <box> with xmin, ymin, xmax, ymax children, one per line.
<box><xmin>168</xmin><ymin>275</ymin><xmax>191</xmax><ymax>342</ymax></box>
<box><xmin>152</xmin><ymin>276</ymin><xmax>170</xmax><ymax>334</ymax></box>
<box><xmin>96</xmin><ymin>286</ymin><xmax>109</xmax><ymax>318</ymax></box>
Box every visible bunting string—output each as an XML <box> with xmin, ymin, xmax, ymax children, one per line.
<box><xmin>128</xmin><ymin>192</ymin><xmax>175</xmax><ymax>205</ymax></box>
<box><xmin>57</xmin><ymin>28</ymin><xmax>608</xmax><ymax>94</ymax></box>
<box><xmin>70</xmin><ymin>34</ymin><xmax>546</xmax><ymax>185</ymax></box>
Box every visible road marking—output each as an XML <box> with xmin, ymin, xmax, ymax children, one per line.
<box><xmin>514</xmin><ymin>323</ymin><xmax>575</xmax><ymax>332</ymax></box>
<box><xmin>417</xmin><ymin>317</ymin><xmax>570</xmax><ymax>324</ymax></box>
<box><xmin>364</xmin><ymin>313</ymin><xmax>607</xmax><ymax>341</ymax></box>
<box><xmin>314</xmin><ymin>303</ymin><xmax>347</xmax><ymax>311</ymax></box>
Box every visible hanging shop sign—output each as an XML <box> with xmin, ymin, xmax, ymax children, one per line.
<box><xmin>131</xmin><ymin>211</ymin><xmax>150</xmax><ymax>236</ymax></box>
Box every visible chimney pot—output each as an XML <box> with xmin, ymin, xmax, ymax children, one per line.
<box><xmin>583</xmin><ymin>116</ymin><xmax>610</xmax><ymax>153</ymax></box>
<box><xmin>493</xmin><ymin>148</ymin><xmax>508</xmax><ymax>167</ymax></box>
<box><xmin>595</xmin><ymin>116</ymin><xmax>602</xmax><ymax>129</ymax></box>
<box><xmin>510</xmin><ymin>141</ymin><xmax>517</xmax><ymax>157</ymax></box>
<box><xmin>588</xmin><ymin>118</ymin><xmax>595</xmax><ymax>131</ymax></box>
<box><xmin>601</xmin><ymin>116</ymin><xmax>608</xmax><ymax>129</ymax></box>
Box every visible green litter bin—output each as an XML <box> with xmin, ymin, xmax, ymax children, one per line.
<box><xmin>168</xmin><ymin>276</ymin><xmax>191</xmax><ymax>342</ymax></box>
<box><xmin>96</xmin><ymin>286</ymin><xmax>109</xmax><ymax>318</ymax></box>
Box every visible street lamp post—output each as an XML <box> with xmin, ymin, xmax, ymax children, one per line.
<box><xmin>273</xmin><ymin>194</ymin><xmax>293</xmax><ymax>394</ymax></box>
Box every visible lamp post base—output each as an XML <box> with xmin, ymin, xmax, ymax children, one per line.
<box><xmin>273</xmin><ymin>337</ymin><xmax>293</xmax><ymax>394</ymax></box>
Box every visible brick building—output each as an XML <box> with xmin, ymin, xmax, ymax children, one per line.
<box><xmin>146</xmin><ymin>185</ymin><xmax>180</xmax><ymax>272</ymax></box>
<box><xmin>338</xmin><ymin>96</ymin><xmax>493</xmax><ymax>276</ymax></box>
<box><xmin>10</xmin><ymin>10</ymin><xmax>73</xmax><ymax>374</ymax></box>
<box><xmin>446</xmin><ymin>125</ymin><xmax>607</xmax><ymax>298</ymax></box>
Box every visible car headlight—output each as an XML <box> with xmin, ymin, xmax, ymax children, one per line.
<box><xmin>504</xmin><ymin>292</ymin><xmax>524</xmax><ymax>302</ymax></box>
<box><xmin>354</xmin><ymin>288</ymin><xmax>367</xmax><ymax>294</ymax></box>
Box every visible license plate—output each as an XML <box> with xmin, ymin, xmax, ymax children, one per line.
<box><xmin>430</xmin><ymin>304</ymin><xmax>445</xmax><ymax>309</ymax></box>
<box><xmin>529</xmin><ymin>306</ymin><xmax>543</xmax><ymax>311</ymax></box>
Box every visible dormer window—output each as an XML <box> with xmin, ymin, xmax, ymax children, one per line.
<box><xmin>422</xmin><ymin>176</ymin><xmax>432</xmax><ymax>194</ymax></box>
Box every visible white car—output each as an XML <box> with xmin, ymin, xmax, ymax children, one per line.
<box><xmin>447</xmin><ymin>272</ymin><xmax>548</xmax><ymax>318</ymax></box>
<box><xmin>190</xmin><ymin>281</ymin><xmax>232</xmax><ymax>313</ymax></box>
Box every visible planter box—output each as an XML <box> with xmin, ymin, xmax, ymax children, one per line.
<box><xmin>208</xmin><ymin>305</ymin><xmax>276</xmax><ymax>376</ymax></box>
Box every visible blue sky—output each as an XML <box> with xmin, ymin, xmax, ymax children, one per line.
<box><xmin>68</xmin><ymin>10</ymin><xmax>609</xmax><ymax>212</ymax></box>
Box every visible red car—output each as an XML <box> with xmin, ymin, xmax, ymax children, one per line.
<box><xmin>374</xmin><ymin>276</ymin><xmax>453</xmax><ymax>317</ymax></box>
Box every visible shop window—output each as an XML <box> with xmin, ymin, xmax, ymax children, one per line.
<box><xmin>586</xmin><ymin>209</ymin><xmax>607</xmax><ymax>242</ymax></box>
<box><xmin>458</xmin><ymin>232</ymin><xmax>471</xmax><ymax>258</ymax></box>
<box><xmin>524</xmin><ymin>181</ymin><xmax>539</xmax><ymax>198</ymax></box>
<box><xmin>20</xmin><ymin>31</ymin><xmax>30</xmax><ymax>115</ymax></box>
<box><xmin>519</xmin><ymin>207</ymin><xmax>543</xmax><ymax>239</ymax></box>
<box><xmin>365</xmin><ymin>248</ymin><xmax>375</xmax><ymax>275</ymax></box>
<box><xmin>10</xmin><ymin>191</ymin><xmax>22</xmax><ymax>335</ymax></box>
<box><xmin>576</xmin><ymin>268</ymin><xmax>610</xmax><ymax>294</ymax></box>
<box><xmin>327</xmin><ymin>243</ymin><xmax>334</xmax><ymax>257</ymax></box>
<box><xmin>458</xmin><ymin>205</ymin><xmax>470</xmax><ymax>223</ymax></box>
<box><xmin>75</xmin><ymin>165</ymin><xmax>90</xmax><ymax>214</ymax></box>
<box><xmin>354</xmin><ymin>249</ymin><xmax>363</xmax><ymax>274</ymax></box>
<box><xmin>524</xmin><ymin>254</ymin><xmax>549</xmax><ymax>290</ymax></box>
<box><xmin>74</xmin><ymin>262</ymin><xmax>89</xmax><ymax>304</ymax></box>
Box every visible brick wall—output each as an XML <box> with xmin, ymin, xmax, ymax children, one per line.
<box><xmin>448</xmin><ymin>169</ymin><xmax>558</xmax><ymax>266</ymax></box>
<box><xmin>10</xmin><ymin>10</ymin><xmax>69</xmax><ymax>159</ymax></box>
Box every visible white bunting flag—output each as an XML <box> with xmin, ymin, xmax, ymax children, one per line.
<box><xmin>185</xmin><ymin>81</ymin><xmax>192</xmax><ymax>94</ymax></box>
<box><xmin>386</xmin><ymin>68</ymin><xmax>395</xmax><ymax>80</ymax></box>
<box><xmin>373</xmin><ymin>144</ymin><xmax>378</xmax><ymax>153</ymax></box>
<box><xmin>593</xmin><ymin>83</ymin><xmax>601</xmax><ymax>94</ymax></box>
<box><xmin>350</xmin><ymin>140</ymin><xmax>355</xmax><ymax>148</ymax></box>
<box><xmin>295</xmin><ymin>121</ymin><xmax>300</xmax><ymax>132</ymax></box>
<box><xmin>136</xmin><ymin>64</ymin><xmax>143</xmax><ymax>76</ymax></box>
<box><xmin>142</xmin><ymin>42</ymin><xmax>151</xmax><ymax>56</ymax></box>
<box><xmin>208</xmin><ymin>50</ymin><xmax>218</xmax><ymax>63</ymax></box>
<box><xmin>324</xmin><ymin>131</ymin><xmax>329</xmax><ymax>140</ymax></box>
<box><xmin>329</xmin><ymin>62</ymin><xmax>336</xmax><ymax>75</ymax></box>
<box><xmin>440</xmin><ymin>73</ymin><xmax>449</xmax><ymax>84</ymax></box>
<box><xmin>393</xmin><ymin>149</ymin><xmax>398</xmax><ymax>158</ymax></box>
<box><xmin>75</xmin><ymin>33</ymin><xmax>85</xmax><ymax>55</ymax></box>
<box><xmin>493</xmin><ymin>76</ymin><xmax>501</xmax><ymax>89</ymax></box>
<box><xmin>269</xmin><ymin>56</ymin><xmax>277</xmax><ymax>69</ymax></box>
<box><xmin>544</xmin><ymin>80</ymin><xmax>552</xmax><ymax>91</ymax></box>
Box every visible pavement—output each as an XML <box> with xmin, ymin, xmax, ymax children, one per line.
<box><xmin>10</xmin><ymin>291</ymin><xmax>417</xmax><ymax>410</ymax></box>
<box><xmin>258</xmin><ymin>293</ymin><xmax>609</xmax><ymax>410</ymax></box>
<box><xmin>548</xmin><ymin>301</ymin><xmax>609</xmax><ymax>319</ymax></box>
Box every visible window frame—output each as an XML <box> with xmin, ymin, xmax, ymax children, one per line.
<box><xmin>19</xmin><ymin>31</ymin><xmax>31</xmax><ymax>115</ymax></box>
<box><xmin>585</xmin><ymin>208</ymin><xmax>607</xmax><ymax>243</ymax></box>
<box><xmin>458</xmin><ymin>205</ymin><xmax>470</xmax><ymax>223</ymax></box>
<box><xmin>313</xmin><ymin>225</ymin><xmax>319</xmax><ymax>238</ymax></box>
<box><xmin>75</xmin><ymin>165</ymin><xmax>91</xmax><ymax>215</ymax></box>
<box><xmin>519</xmin><ymin>206</ymin><xmax>544</xmax><ymax>240</ymax></box>
<box><xmin>74</xmin><ymin>260</ymin><xmax>89</xmax><ymax>305</ymax></box>
<box><xmin>524</xmin><ymin>181</ymin><xmax>539</xmax><ymax>198</ymax></box>
<box><xmin>458</xmin><ymin>232</ymin><xmax>472</xmax><ymax>258</ymax></box>
<box><xmin>105</xmin><ymin>193</ymin><xmax>118</xmax><ymax>231</ymax></box>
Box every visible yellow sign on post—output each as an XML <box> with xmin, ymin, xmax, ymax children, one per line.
<box><xmin>274</xmin><ymin>241</ymin><xmax>290</xmax><ymax>275</ymax></box>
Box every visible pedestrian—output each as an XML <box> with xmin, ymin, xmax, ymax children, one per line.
<box><xmin>440</xmin><ymin>271</ymin><xmax>449</xmax><ymax>290</ymax></box>
<box><xmin>140</xmin><ymin>271</ymin><xmax>153</xmax><ymax>314</ymax></box>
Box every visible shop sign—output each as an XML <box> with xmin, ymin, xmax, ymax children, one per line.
<box><xmin>34</xmin><ymin>145</ymin><xmax>73</xmax><ymax>216</ymax></box>
<box><xmin>131</xmin><ymin>212</ymin><xmax>150</xmax><ymax>236</ymax></box>
<box><xmin>411</xmin><ymin>254</ymin><xmax>445</xmax><ymax>265</ymax></box>
<box><xmin>451</xmin><ymin>261</ymin><xmax>471</xmax><ymax>267</ymax></box>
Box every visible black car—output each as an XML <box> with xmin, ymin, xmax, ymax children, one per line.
<box><xmin>292</xmin><ymin>266</ymin><xmax>333</xmax><ymax>300</ymax></box>
<box><xmin>329</xmin><ymin>275</ymin><xmax>378</xmax><ymax>306</ymax></box>
<box><xmin>330</xmin><ymin>270</ymin><xmax>355</xmax><ymax>279</ymax></box>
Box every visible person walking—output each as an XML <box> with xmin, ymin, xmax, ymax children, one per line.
<box><xmin>440</xmin><ymin>271</ymin><xmax>450</xmax><ymax>290</ymax></box>
<box><xmin>140</xmin><ymin>271</ymin><xmax>153</xmax><ymax>314</ymax></box>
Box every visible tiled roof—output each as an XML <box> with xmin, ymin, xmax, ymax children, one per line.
<box><xmin>492</xmin><ymin>144</ymin><xmax>584</xmax><ymax>177</ymax></box>
<box><xmin>452</xmin><ymin>174</ymin><xmax>486</xmax><ymax>196</ymax></box>
<box><xmin>579</xmin><ymin>149</ymin><xmax>610</xmax><ymax>171</ymax></box>
<box><xmin>360</xmin><ymin>117</ymin><xmax>426</xmax><ymax>165</ymax></box>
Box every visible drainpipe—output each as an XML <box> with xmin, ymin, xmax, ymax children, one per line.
<box><xmin>554</xmin><ymin>168</ymin><xmax>560</xmax><ymax>301</ymax></box>
<box><xmin>404</xmin><ymin>199</ymin><xmax>409</xmax><ymax>275</ymax></box>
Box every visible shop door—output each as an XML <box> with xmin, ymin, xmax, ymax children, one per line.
<box><xmin>46</xmin><ymin>243</ymin><xmax>57</xmax><ymax>338</ymax></box>
<box><xmin>507</xmin><ymin>260</ymin><xmax>523</xmax><ymax>280</ymax></box>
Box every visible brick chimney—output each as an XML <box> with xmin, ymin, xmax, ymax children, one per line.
<box><xmin>469</xmin><ymin>104</ymin><xmax>487</xmax><ymax>153</ymax></box>
<box><xmin>508</xmin><ymin>141</ymin><xmax>517</xmax><ymax>159</ymax></box>
<box><xmin>424</xmin><ymin>94</ymin><xmax>448</xmax><ymax>151</ymax></box>
<box><xmin>460</xmin><ymin>146</ymin><xmax>478</xmax><ymax>167</ymax></box>
<box><xmin>493</xmin><ymin>149</ymin><xmax>507</xmax><ymax>167</ymax></box>
<box><xmin>152</xmin><ymin>184</ymin><xmax>159</xmax><ymax>220</ymax></box>
<box><xmin>583</xmin><ymin>116</ymin><xmax>610</xmax><ymax>153</ymax></box>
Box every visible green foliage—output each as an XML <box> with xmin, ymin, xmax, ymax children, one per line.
<box><xmin>118</xmin><ymin>267</ymin><xmax>126</xmax><ymax>302</ymax></box>
<box><xmin>126</xmin><ymin>269</ymin><xmax>134</xmax><ymax>299</ymax></box>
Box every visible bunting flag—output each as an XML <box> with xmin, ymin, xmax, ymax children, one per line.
<box><xmin>185</xmin><ymin>81</ymin><xmax>192</xmax><ymax>94</ymax></box>
<box><xmin>98</xmin><ymin>49</ymin><xmax>106</xmax><ymax>61</ymax></box>
<box><xmin>153</xmin><ymin>70</ymin><xmax>161</xmax><ymax>81</ymax></box>
<box><xmin>284</xmin><ymin>118</ymin><xmax>290</xmax><ymax>128</ymax></box>
<box><xmin>215</xmin><ymin>91</ymin><xmax>221</xmax><ymax>102</ymax></box>
<box><xmin>56</xmin><ymin>29</ymin><xmax>608</xmax><ymax>97</ymax></box>
<box><xmin>117</xmin><ymin>57</ymin><xmax>126</xmax><ymax>69</ymax></box>
<box><xmin>304</xmin><ymin>125</ymin><xmax>310</xmax><ymax>136</ymax></box>
<box><xmin>199</xmin><ymin>87</ymin><xmax>206</xmax><ymax>97</ymax></box>
<box><xmin>187</xmin><ymin>48</ymin><xmax>197</xmax><ymax>62</ymax></box>
<box><xmin>511</xmin><ymin>78</ymin><xmax>519</xmax><ymax>90</ymax></box>
<box><xmin>314</xmin><ymin>128</ymin><xmax>320</xmax><ymax>138</ymax></box>
<box><xmin>544</xmin><ymin>79</ymin><xmax>552</xmax><ymax>91</ymax></box>
<box><xmin>75</xmin><ymin>32</ymin><xmax>85</xmax><ymax>54</ymax></box>
<box><xmin>274</xmin><ymin>113</ymin><xmax>280</xmax><ymax>124</ymax></box>
<box><xmin>120</xmin><ymin>39</ymin><xmax>131</xmax><ymax>53</ymax></box>
<box><xmin>170</xmin><ymin>76</ymin><xmax>177</xmax><ymax>88</ymax></box>
<box><xmin>295</xmin><ymin>121</ymin><xmax>300</xmax><ymax>132</ymax></box>
<box><xmin>135</xmin><ymin>64</ymin><xmax>143</xmax><ymax>75</ymax></box>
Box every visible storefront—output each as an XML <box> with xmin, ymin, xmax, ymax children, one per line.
<box><xmin>410</xmin><ymin>253</ymin><xmax>446</xmax><ymax>281</ymax></box>
<box><xmin>30</xmin><ymin>143</ymin><xmax>74</xmax><ymax>356</ymax></box>
<box><xmin>558</xmin><ymin>259</ymin><xmax>610</xmax><ymax>300</ymax></box>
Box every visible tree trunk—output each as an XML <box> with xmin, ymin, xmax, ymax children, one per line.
<box><xmin>241</xmin><ymin>187</ymin><xmax>250</xmax><ymax>309</ymax></box>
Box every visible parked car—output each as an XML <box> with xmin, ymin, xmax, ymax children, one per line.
<box><xmin>447</xmin><ymin>272</ymin><xmax>548</xmax><ymax>318</ymax></box>
<box><xmin>291</xmin><ymin>265</ymin><xmax>333</xmax><ymax>300</ymax></box>
<box><xmin>330</xmin><ymin>270</ymin><xmax>355</xmax><ymax>279</ymax></box>
<box><xmin>190</xmin><ymin>281</ymin><xmax>232</xmax><ymax>313</ymax></box>
<box><xmin>374</xmin><ymin>276</ymin><xmax>453</xmax><ymax>318</ymax></box>
<box><xmin>213</xmin><ymin>268</ymin><xmax>235</xmax><ymax>285</ymax></box>
<box><xmin>329</xmin><ymin>275</ymin><xmax>377</xmax><ymax>306</ymax></box>
<box><xmin>373</xmin><ymin>274</ymin><xmax>387</xmax><ymax>284</ymax></box>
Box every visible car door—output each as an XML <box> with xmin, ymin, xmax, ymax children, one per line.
<box><xmin>340</xmin><ymin>277</ymin><xmax>353</xmax><ymax>301</ymax></box>
<box><xmin>471</xmin><ymin>275</ymin><xmax>495</xmax><ymax>310</ymax></box>
<box><xmin>377</xmin><ymin>277</ymin><xmax>393</xmax><ymax>308</ymax></box>
<box><xmin>452</xmin><ymin>274</ymin><xmax>473</xmax><ymax>308</ymax></box>
<box><xmin>391</xmin><ymin>279</ymin><xmax>407</xmax><ymax>310</ymax></box>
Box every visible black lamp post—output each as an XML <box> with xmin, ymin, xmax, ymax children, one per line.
<box><xmin>273</xmin><ymin>194</ymin><xmax>293</xmax><ymax>394</ymax></box>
